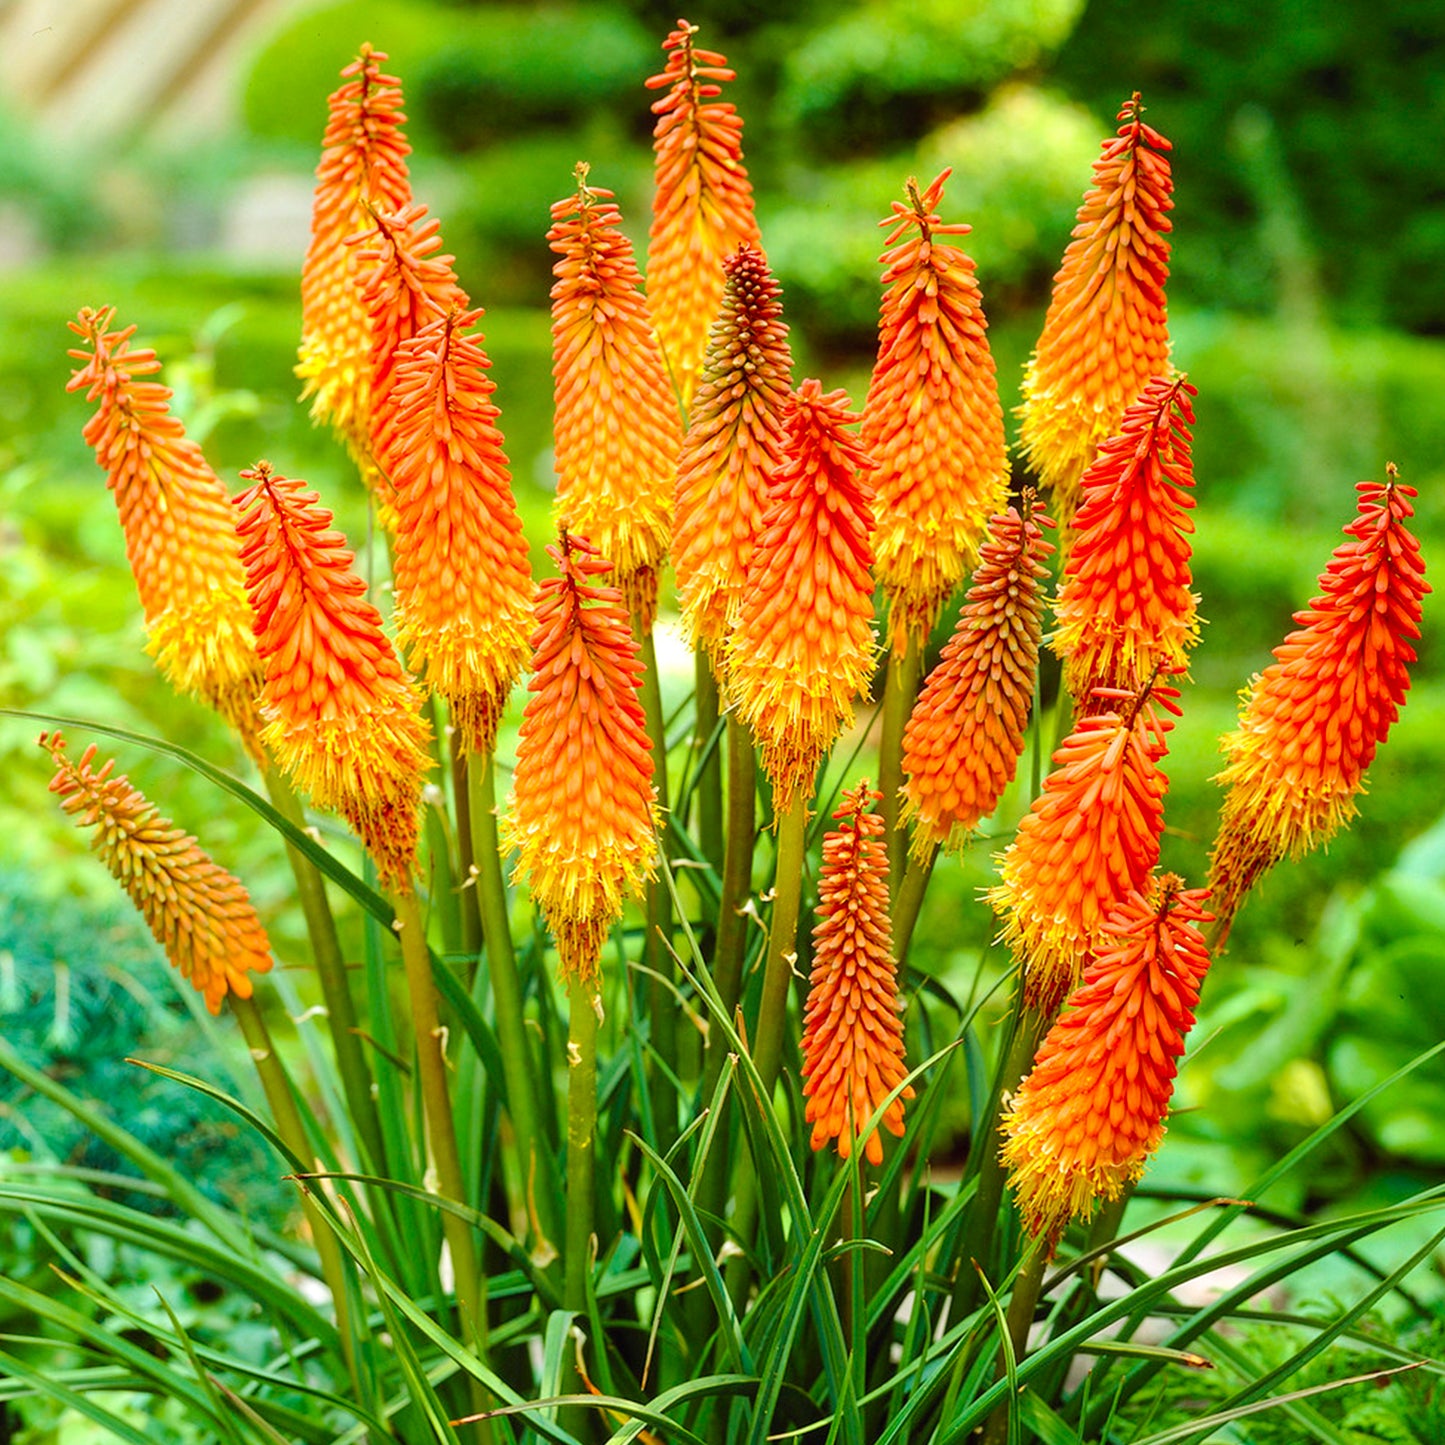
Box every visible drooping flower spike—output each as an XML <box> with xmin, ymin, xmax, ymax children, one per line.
<box><xmin>862</xmin><ymin>169</ymin><xmax>1009</xmax><ymax>653</ymax></box>
<box><xmin>548</xmin><ymin>165</ymin><xmax>679</xmax><ymax>630</ymax></box>
<box><xmin>234</xmin><ymin>463</ymin><xmax>432</xmax><ymax>890</ymax></box>
<box><xmin>728</xmin><ymin>380</ymin><xmax>878</xmax><ymax>814</ymax></box>
<box><xmin>990</xmin><ymin>678</ymin><xmax>1179</xmax><ymax>1013</ymax></box>
<box><xmin>1210</xmin><ymin>469</ymin><xmax>1428</xmax><ymax>938</ymax></box>
<box><xmin>801</xmin><ymin>782</ymin><xmax>913</xmax><ymax>1165</ymax></box>
<box><xmin>66</xmin><ymin>307</ymin><xmax>263</xmax><ymax>754</ymax></box>
<box><xmin>1002</xmin><ymin>875</ymin><xmax>1214</xmax><ymax>1251</ymax></box>
<box><xmin>901</xmin><ymin>496</ymin><xmax>1055</xmax><ymax>857</ymax></box>
<box><xmin>503</xmin><ymin>533</ymin><xmax>658</xmax><ymax>985</ymax></box>
<box><xmin>41</xmin><ymin>732</ymin><xmax>273</xmax><ymax>1015</ymax></box>
<box><xmin>645</xmin><ymin>18</ymin><xmax>761</xmax><ymax>406</ymax></box>
<box><xmin>672</xmin><ymin>244</ymin><xmax>793</xmax><ymax>679</ymax></box>
<box><xmin>296</xmin><ymin>45</ymin><xmax>412</xmax><ymax>465</ymax></box>
<box><xmin>1018</xmin><ymin>93</ymin><xmax>1173</xmax><ymax>522</ymax></box>
<box><xmin>388</xmin><ymin>308</ymin><xmax>535</xmax><ymax>757</ymax></box>
<box><xmin>1052</xmin><ymin>375</ymin><xmax>1200</xmax><ymax>702</ymax></box>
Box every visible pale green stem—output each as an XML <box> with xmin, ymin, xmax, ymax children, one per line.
<box><xmin>563</xmin><ymin>972</ymin><xmax>601</xmax><ymax>1444</ymax></box>
<box><xmin>748</xmin><ymin>791</ymin><xmax>809</xmax><ymax>1099</ymax></box>
<box><xmin>694</xmin><ymin>654</ymin><xmax>725</xmax><ymax>880</ymax></box>
<box><xmin>879</xmin><ymin>636</ymin><xmax>923</xmax><ymax>893</ymax></box>
<box><xmin>980</xmin><ymin>1243</ymin><xmax>1050</xmax><ymax>1445</ymax></box>
<box><xmin>892</xmin><ymin>841</ymin><xmax>938</xmax><ymax>968</ymax></box>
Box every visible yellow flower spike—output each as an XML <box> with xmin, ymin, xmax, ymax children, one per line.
<box><xmin>548</xmin><ymin>167</ymin><xmax>679</xmax><ymax>630</ymax></box>
<box><xmin>1018</xmin><ymin>93</ymin><xmax>1174</xmax><ymax>522</ymax></box>
<box><xmin>728</xmin><ymin>379</ymin><xmax>878</xmax><ymax>814</ymax></box>
<box><xmin>645</xmin><ymin>18</ymin><xmax>761</xmax><ymax>406</ymax></box>
<box><xmin>862</xmin><ymin>169</ymin><xmax>1009</xmax><ymax>653</ymax></box>
<box><xmin>66</xmin><ymin>306</ymin><xmax>264</xmax><ymax>757</ymax></box>
<box><xmin>234</xmin><ymin>462</ymin><xmax>432</xmax><ymax>891</ymax></box>
<box><xmin>502</xmin><ymin>534</ymin><xmax>658</xmax><ymax>986</ymax></box>
<box><xmin>41</xmin><ymin>731</ymin><xmax>273</xmax><ymax>1016</ymax></box>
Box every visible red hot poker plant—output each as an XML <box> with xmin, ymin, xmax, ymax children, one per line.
<box><xmin>862</xmin><ymin>169</ymin><xmax>1009</xmax><ymax>653</ymax></box>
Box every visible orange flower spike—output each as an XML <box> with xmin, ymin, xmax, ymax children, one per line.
<box><xmin>1210</xmin><ymin>469</ymin><xmax>1429</xmax><ymax>936</ymax></box>
<box><xmin>66</xmin><ymin>307</ymin><xmax>263</xmax><ymax>752</ymax></box>
<box><xmin>502</xmin><ymin>534</ymin><xmax>658</xmax><ymax>985</ymax></box>
<box><xmin>644</xmin><ymin>18</ymin><xmax>761</xmax><ymax>405</ymax></box>
<box><xmin>901</xmin><ymin>497</ymin><xmax>1056</xmax><ymax>856</ymax></box>
<box><xmin>672</xmin><ymin>244</ymin><xmax>793</xmax><ymax>674</ymax></box>
<box><xmin>1002</xmin><ymin>876</ymin><xmax>1214</xmax><ymax>1250</ymax></box>
<box><xmin>388</xmin><ymin>308</ymin><xmax>535</xmax><ymax>756</ymax></box>
<box><xmin>1019</xmin><ymin>93</ymin><xmax>1173</xmax><ymax>521</ymax></box>
<box><xmin>234</xmin><ymin>463</ymin><xmax>431</xmax><ymax>890</ymax></box>
<box><xmin>863</xmin><ymin>170</ymin><xmax>1010</xmax><ymax>652</ymax></box>
<box><xmin>356</xmin><ymin>202</ymin><xmax>467</xmax><ymax>493</ymax></box>
<box><xmin>801</xmin><ymin>782</ymin><xmax>913</xmax><ymax>1165</ymax></box>
<box><xmin>41</xmin><ymin>732</ymin><xmax>273</xmax><ymax>1016</ymax></box>
<box><xmin>548</xmin><ymin>168</ymin><xmax>679</xmax><ymax>630</ymax></box>
<box><xmin>989</xmin><ymin>681</ymin><xmax>1179</xmax><ymax>1013</ymax></box>
<box><xmin>1053</xmin><ymin>376</ymin><xmax>1200</xmax><ymax>702</ymax></box>
<box><xmin>296</xmin><ymin>45</ymin><xmax>412</xmax><ymax>455</ymax></box>
<box><xmin>728</xmin><ymin>380</ymin><xmax>878</xmax><ymax>814</ymax></box>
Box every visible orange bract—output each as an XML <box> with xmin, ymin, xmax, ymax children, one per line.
<box><xmin>388</xmin><ymin>308</ymin><xmax>535</xmax><ymax>757</ymax></box>
<box><xmin>234</xmin><ymin>463</ymin><xmax>431</xmax><ymax>890</ymax></box>
<box><xmin>1052</xmin><ymin>376</ymin><xmax>1199</xmax><ymax>702</ymax></box>
<box><xmin>66</xmin><ymin>306</ymin><xmax>263</xmax><ymax>754</ymax></box>
<box><xmin>801</xmin><ymin>783</ymin><xmax>913</xmax><ymax>1165</ymax></box>
<box><xmin>901</xmin><ymin>499</ymin><xmax>1055</xmax><ymax>856</ymax></box>
<box><xmin>548</xmin><ymin>169</ymin><xmax>679</xmax><ymax>629</ymax></box>
<box><xmin>1003</xmin><ymin>876</ymin><xmax>1213</xmax><ymax>1250</ymax></box>
<box><xmin>1210</xmin><ymin>471</ymin><xmax>1429</xmax><ymax>937</ymax></box>
<box><xmin>728</xmin><ymin>380</ymin><xmax>878</xmax><ymax>813</ymax></box>
<box><xmin>42</xmin><ymin>732</ymin><xmax>273</xmax><ymax>1015</ymax></box>
<box><xmin>989</xmin><ymin>682</ymin><xmax>1178</xmax><ymax>1012</ymax></box>
<box><xmin>862</xmin><ymin>170</ymin><xmax>1009</xmax><ymax>652</ymax></box>
<box><xmin>1018</xmin><ymin>93</ymin><xmax>1173</xmax><ymax>522</ymax></box>
<box><xmin>672</xmin><ymin>244</ymin><xmax>793</xmax><ymax>678</ymax></box>
<box><xmin>296</xmin><ymin>45</ymin><xmax>412</xmax><ymax>463</ymax></box>
<box><xmin>502</xmin><ymin>535</ymin><xmax>658</xmax><ymax>985</ymax></box>
<box><xmin>645</xmin><ymin>19</ymin><xmax>761</xmax><ymax>406</ymax></box>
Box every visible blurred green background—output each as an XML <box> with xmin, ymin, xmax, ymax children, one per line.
<box><xmin>1</xmin><ymin>0</ymin><xmax>1441</xmax><ymax>1339</ymax></box>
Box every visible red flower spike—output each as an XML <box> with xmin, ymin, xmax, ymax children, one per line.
<box><xmin>901</xmin><ymin>498</ymin><xmax>1055</xmax><ymax>856</ymax></box>
<box><xmin>989</xmin><ymin>681</ymin><xmax>1179</xmax><ymax>1012</ymax></box>
<box><xmin>502</xmin><ymin>534</ymin><xmax>658</xmax><ymax>985</ymax></box>
<box><xmin>388</xmin><ymin>308</ymin><xmax>535</xmax><ymax>757</ymax></box>
<box><xmin>1053</xmin><ymin>376</ymin><xmax>1200</xmax><ymax>702</ymax></box>
<box><xmin>728</xmin><ymin>380</ymin><xmax>878</xmax><ymax>814</ymax></box>
<box><xmin>645</xmin><ymin>18</ymin><xmax>761</xmax><ymax>406</ymax></box>
<box><xmin>1018</xmin><ymin>93</ymin><xmax>1173</xmax><ymax>521</ymax></box>
<box><xmin>234</xmin><ymin>463</ymin><xmax>431</xmax><ymax>891</ymax></box>
<box><xmin>862</xmin><ymin>170</ymin><xmax>1010</xmax><ymax>652</ymax></box>
<box><xmin>1002</xmin><ymin>876</ymin><xmax>1214</xmax><ymax>1251</ymax></box>
<box><xmin>548</xmin><ymin>167</ymin><xmax>679</xmax><ymax>629</ymax></box>
<box><xmin>1210</xmin><ymin>470</ymin><xmax>1429</xmax><ymax>938</ymax></box>
<box><xmin>801</xmin><ymin>782</ymin><xmax>913</xmax><ymax>1165</ymax></box>
<box><xmin>296</xmin><ymin>46</ymin><xmax>412</xmax><ymax>462</ymax></box>
<box><xmin>672</xmin><ymin>244</ymin><xmax>793</xmax><ymax>679</ymax></box>
<box><xmin>66</xmin><ymin>307</ymin><xmax>264</xmax><ymax>754</ymax></box>
<box><xmin>42</xmin><ymin>732</ymin><xmax>273</xmax><ymax>1016</ymax></box>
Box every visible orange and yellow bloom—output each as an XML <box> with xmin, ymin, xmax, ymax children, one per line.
<box><xmin>1052</xmin><ymin>375</ymin><xmax>1199</xmax><ymax>702</ymax></box>
<box><xmin>1210</xmin><ymin>470</ymin><xmax>1428</xmax><ymax>936</ymax></box>
<box><xmin>728</xmin><ymin>380</ymin><xmax>877</xmax><ymax>813</ymax></box>
<box><xmin>1002</xmin><ymin>875</ymin><xmax>1213</xmax><ymax>1249</ymax></box>
<box><xmin>1018</xmin><ymin>93</ymin><xmax>1173</xmax><ymax>521</ymax></box>
<box><xmin>42</xmin><ymin>732</ymin><xmax>273</xmax><ymax>1015</ymax></box>
<box><xmin>234</xmin><ymin>463</ymin><xmax>431</xmax><ymax>889</ymax></box>
<box><xmin>801</xmin><ymin>783</ymin><xmax>913</xmax><ymax>1165</ymax></box>
<box><xmin>901</xmin><ymin>498</ymin><xmax>1055</xmax><ymax>856</ymax></box>
<box><xmin>549</xmin><ymin>168</ymin><xmax>679</xmax><ymax>629</ymax></box>
<box><xmin>66</xmin><ymin>306</ymin><xmax>263</xmax><ymax>753</ymax></box>
<box><xmin>645</xmin><ymin>19</ymin><xmax>761</xmax><ymax>406</ymax></box>
<box><xmin>862</xmin><ymin>170</ymin><xmax>1009</xmax><ymax>652</ymax></box>
<box><xmin>502</xmin><ymin>534</ymin><xmax>658</xmax><ymax>984</ymax></box>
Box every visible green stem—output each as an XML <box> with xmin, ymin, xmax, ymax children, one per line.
<box><xmin>980</xmin><ymin>1243</ymin><xmax>1050</xmax><ymax>1445</ymax></box>
<box><xmin>468</xmin><ymin>751</ymin><xmax>562</xmax><ymax>1252</ymax></box>
<box><xmin>694</xmin><ymin>654</ymin><xmax>725</xmax><ymax>880</ymax></box>
<box><xmin>563</xmin><ymin>972</ymin><xmax>601</xmax><ymax>1443</ymax></box>
<box><xmin>749</xmin><ymin>791</ymin><xmax>809</xmax><ymax>1099</ymax></box>
<box><xmin>892</xmin><ymin>841</ymin><xmax>938</xmax><ymax>968</ymax></box>
<box><xmin>879</xmin><ymin>637</ymin><xmax>923</xmax><ymax>894</ymax></box>
<box><xmin>261</xmin><ymin>767</ymin><xmax>386</xmax><ymax>1177</ymax></box>
<box><xmin>451</xmin><ymin>736</ymin><xmax>483</xmax><ymax>960</ymax></box>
